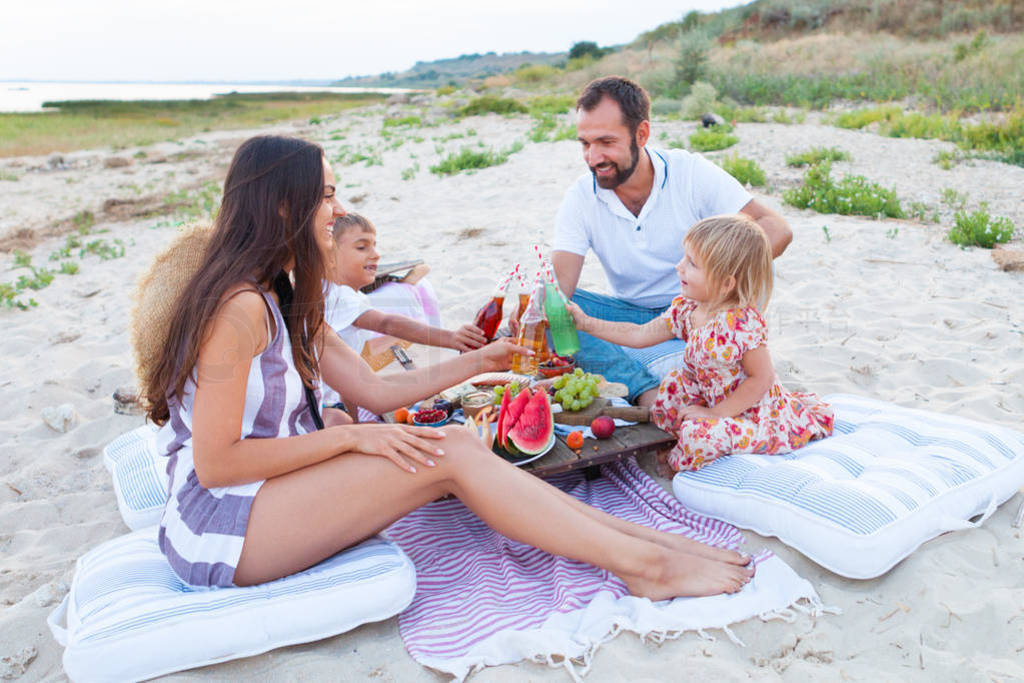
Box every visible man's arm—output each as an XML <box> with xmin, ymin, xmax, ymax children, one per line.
<box><xmin>551</xmin><ymin>250</ymin><xmax>585</xmax><ymax>299</ymax></box>
<box><xmin>740</xmin><ymin>199</ymin><xmax>792</xmax><ymax>258</ymax></box>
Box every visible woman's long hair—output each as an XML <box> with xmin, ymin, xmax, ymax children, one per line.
<box><xmin>145</xmin><ymin>135</ymin><xmax>327</xmax><ymax>424</ymax></box>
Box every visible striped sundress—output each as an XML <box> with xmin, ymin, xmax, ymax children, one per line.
<box><xmin>157</xmin><ymin>288</ymin><xmax>321</xmax><ymax>587</ymax></box>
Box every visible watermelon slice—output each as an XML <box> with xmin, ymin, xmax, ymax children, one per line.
<box><xmin>507</xmin><ymin>390</ymin><xmax>554</xmax><ymax>455</ymax></box>
<box><xmin>495</xmin><ymin>387</ymin><xmax>513</xmax><ymax>448</ymax></box>
<box><xmin>498</xmin><ymin>388</ymin><xmax>531</xmax><ymax>448</ymax></box>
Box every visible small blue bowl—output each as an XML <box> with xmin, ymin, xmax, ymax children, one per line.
<box><xmin>413</xmin><ymin>415</ymin><xmax>451</xmax><ymax>427</ymax></box>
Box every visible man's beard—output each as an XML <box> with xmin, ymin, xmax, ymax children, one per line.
<box><xmin>591</xmin><ymin>136</ymin><xmax>640</xmax><ymax>190</ymax></box>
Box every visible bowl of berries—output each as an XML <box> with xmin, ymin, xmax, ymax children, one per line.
<box><xmin>413</xmin><ymin>407</ymin><xmax>450</xmax><ymax>427</ymax></box>
<box><xmin>537</xmin><ymin>355</ymin><xmax>576</xmax><ymax>378</ymax></box>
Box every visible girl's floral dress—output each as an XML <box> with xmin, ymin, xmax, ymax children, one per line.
<box><xmin>651</xmin><ymin>297</ymin><xmax>834</xmax><ymax>472</ymax></box>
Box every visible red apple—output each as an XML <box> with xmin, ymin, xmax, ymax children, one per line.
<box><xmin>591</xmin><ymin>416</ymin><xmax>615</xmax><ymax>439</ymax></box>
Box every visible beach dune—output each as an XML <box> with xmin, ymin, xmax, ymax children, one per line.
<box><xmin>1</xmin><ymin>101</ymin><xmax>1022</xmax><ymax>680</ymax></box>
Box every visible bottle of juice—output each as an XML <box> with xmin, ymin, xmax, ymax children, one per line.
<box><xmin>511</xmin><ymin>281</ymin><xmax>547</xmax><ymax>375</ymax></box>
<box><xmin>544</xmin><ymin>281</ymin><xmax>580</xmax><ymax>356</ymax></box>
<box><xmin>514</xmin><ymin>273</ymin><xmax>531</xmax><ymax>324</ymax></box>
<box><xmin>473</xmin><ymin>286</ymin><xmax>505</xmax><ymax>341</ymax></box>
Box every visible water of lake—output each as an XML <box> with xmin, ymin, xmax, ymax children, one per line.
<box><xmin>0</xmin><ymin>81</ymin><xmax>407</xmax><ymax>113</ymax></box>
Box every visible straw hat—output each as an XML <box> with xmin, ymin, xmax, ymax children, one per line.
<box><xmin>130</xmin><ymin>222</ymin><xmax>213</xmax><ymax>405</ymax></box>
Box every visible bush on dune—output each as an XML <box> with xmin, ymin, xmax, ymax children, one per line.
<box><xmin>783</xmin><ymin>162</ymin><xmax>904</xmax><ymax>219</ymax></box>
<box><xmin>718</xmin><ymin>154</ymin><xmax>765</xmax><ymax>186</ymax></box>
<box><xmin>948</xmin><ymin>204</ymin><xmax>1015</xmax><ymax>248</ymax></box>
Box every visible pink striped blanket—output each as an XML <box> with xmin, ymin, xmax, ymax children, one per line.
<box><xmin>385</xmin><ymin>459</ymin><xmax>822</xmax><ymax>680</ymax></box>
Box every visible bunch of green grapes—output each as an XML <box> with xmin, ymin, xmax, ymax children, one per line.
<box><xmin>491</xmin><ymin>380</ymin><xmax>522</xmax><ymax>405</ymax></box>
<box><xmin>551</xmin><ymin>368</ymin><xmax>601</xmax><ymax>412</ymax></box>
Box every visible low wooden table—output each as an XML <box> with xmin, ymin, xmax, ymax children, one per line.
<box><xmin>522</xmin><ymin>423</ymin><xmax>675</xmax><ymax>478</ymax></box>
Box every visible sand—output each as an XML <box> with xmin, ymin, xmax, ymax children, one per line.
<box><xmin>1</xmin><ymin>97</ymin><xmax>1022</xmax><ymax>681</ymax></box>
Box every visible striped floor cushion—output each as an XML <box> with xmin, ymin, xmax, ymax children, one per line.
<box><xmin>48</xmin><ymin>529</ymin><xmax>416</xmax><ymax>682</ymax></box>
<box><xmin>623</xmin><ymin>338</ymin><xmax>687</xmax><ymax>380</ymax></box>
<box><xmin>672</xmin><ymin>394</ymin><xmax>1024</xmax><ymax>579</ymax></box>
<box><xmin>102</xmin><ymin>424</ymin><xmax>167</xmax><ymax>530</ymax></box>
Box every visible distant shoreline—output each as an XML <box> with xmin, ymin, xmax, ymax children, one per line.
<box><xmin>0</xmin><ymin>81</ymin><xmax>419</xmax><ymax>113</ymax></box>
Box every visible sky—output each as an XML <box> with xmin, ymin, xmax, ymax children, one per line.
<box><xmin>2</xmin><ymin>0</ymin><xmax>746</xmax><ymax>82</ymax></box>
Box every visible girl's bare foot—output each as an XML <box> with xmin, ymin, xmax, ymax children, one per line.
<box><xmin>623</xmin><ymin>550</ymin><xmax>755</xmax><ymax>600</ymax></box>
<box><xmin>654</xmin><ymin>448</ymin><xmax>675</xmax><ymax>479</ymax></box>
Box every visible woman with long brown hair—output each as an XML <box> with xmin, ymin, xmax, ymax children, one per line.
<box><xmin>145</xmin><ymin>135</ymin><xmax>754</xmax><ymax>599</ymax></box>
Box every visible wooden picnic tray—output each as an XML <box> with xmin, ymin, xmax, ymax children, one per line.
<box><xmin>524</xmin><ymin>423</ymin><xmax>675</xmax><ymax>478</ymax></box>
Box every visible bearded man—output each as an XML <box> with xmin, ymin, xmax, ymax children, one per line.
<box><xmin>552</xmin><ymin>76</ymin><xmax>792</xmax><ymax>407</ymax></box>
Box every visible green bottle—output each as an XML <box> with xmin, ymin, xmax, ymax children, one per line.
<box><xmin>544</xmin><ymin>282</ymin><xmax>580</xmax><ymax>356</ymax></box>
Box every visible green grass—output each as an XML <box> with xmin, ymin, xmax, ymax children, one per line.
<box><xmin>429</xmin><ymin>141</ymin><xmax>524</xmax><ymax>176</ymax></box>
<box><xmin>948</xmin><ymin>204</ymin><xmax>1015</xmax><ymax>248</ymax></box>
<box><xmin>0</xmin><ymin>92</ymin><xmax>387</xmax><ymax>157</ymax></box>
<box><xmin>689</xmin><ymin>126</ymin><xmax>738</xmax><ymax>152</ymax></box>
<box><xmin>525</xmin><ymin>95</ymin><xmax>575</xmax><ymax>116</ymax></box>
<box><xmin>382</xmin><ymin>115</ymin><xmax>422</xmax><ymax>128</ymax></box>
<box><xmin>786</xmin><ymin>146</ymin><xmax>851</xmax><ymax>167</ymax></box>
<box><xmin>718</xmin><ymin>154</ymin><xmax>765</xmax><ymax>186</ymax></box>
<box><xmin>783</xmin><ymin>162</ymin><xmax>904</xmax><ymax>219</ymax></box>
<box><xmin>831</xmin><ymin>105</ymin><xmax>1024</xmax><ymax>166</ymax></box>
<box><xmin>456</xmin><ymin>96</ymin><xmax>528</xmax><ymax>118</ymax></box>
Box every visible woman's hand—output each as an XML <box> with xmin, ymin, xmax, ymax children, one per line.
<box><xmin>472</xmin><ymin>337</ymin><xmax>532</xmax><ymax>372</ymax></box>
<box><xmin>344</xmin><ymin>423</ymin><xmax>447</xmax><ymax>473</ymax></box>
<box><xmin>451</xmin><ymin>323</ymin><xmax>488</xmax><ymax>351</ymax></box>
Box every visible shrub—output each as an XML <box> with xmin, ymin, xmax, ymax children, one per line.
<box><xmin>718</xmin><ymin>154</ymin><xmax>765</xmax><ymax>186</ymax></box>
<box><xmin>689</xmin><ymin>126</ymin><xmax>738</xmax><ymax>151</ymax></box>
<box><xmin>429</xmin><ymin>142</ymin><xmax>523</xmax><ymax>176</ymax></box>
<box><xmin>651</xmin><ymin>98</ymin><xmax>683</xmax><ymax>116</ymax></box>
<box><xmin>680</xmin><ymin>81</ymin><xmax>720</xmax><ymax>119</ymax></box>
<box><xmin>528</xmin><ymin>114</ymin><xmax>557</xmax><ymax>142</ymax></box>
<box><xmin>786</xmin><ymin>146</ymin><xmax>851</xmax><ymax>167</ymax></box>
<box><xmin>382</xmin><ymin>115</ymin><xmax>421</xmax><ymax>128</ymax></box>
<box><xmin>436</xmin><ymin>85</ymin><xmax>456</xmax><ymax>96</ymax></box>
<box><xmin>513</xmin><ymin>64</ymin><xmax>559</xmax><ymax>83</ymax></box>
<box><xmin>948</xmin><ymin>204</ymin><xmax>1014</xmax><ymax>248</ymax></box>
<box><xmin>783</xmin><ymin>163</ymin><xmax>904</xmax><ymax>219</ymax></box>
<box><xmin>552</xmin><ymin>124</ymin><xmax>577</xmax><ymax>141</ymax></box>
<box><xmin>932</xmin><ymin>149</ymin><xmax>965</xmax><ymax>169</ymax></box>
<box><xmin>833</xmin><ymin>106</ymin><xmax>903</xmax><ymax>130</ymax></box>
<box><xmin>568</xmin><ymin>41</ymin><xmax>607</xmax><ymax>61</ymax></box>
<box><xmin>565</xmin><ymin>54</ymin><xmax>597</xmax><ymax>72</ymax></box>
<box><xmin>674</xmin><ymin>31</ymin><xmax>712</xmax><ymax>89</ymax></box>
<box><xmin>526</xmin><ymin>95</ymin><xmax>574</xmax><ymax>116</ymax></box>
<box><xmin>457</xmin><ymin>96</ymin><xmax>527</xmax><ymax>118</ymax></box>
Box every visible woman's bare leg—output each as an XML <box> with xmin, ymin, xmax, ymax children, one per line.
<box><xmin>527</xmin><ymin>474</ymin><xmax>751</xmax><ymax>566</ymax></box>
<box><xmin>234</xmin><ymin>429</ymin><xmax>752</xmax><ymax>599</ymax></box>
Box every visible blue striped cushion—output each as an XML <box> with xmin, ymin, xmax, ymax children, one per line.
<box><xmin>622</xmin><ymin>338</ymin><xmax>687</xmax><ymax>380</ymax></box>
<box><xmin>49</xmin><ymin>529</ymin><xmax>416</xmax><ymax>682</ymax></box>
<box><xmin>672</xmin><ymin>394</ymin><xmax>1024</xmax><ymax>579</ymax></box>
<box><xmin>102</xmin><ymin>425</ymin><xmax>168</xmax><ymax>531</ymax></box>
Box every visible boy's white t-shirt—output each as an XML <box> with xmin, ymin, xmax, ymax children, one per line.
<box><xmin>322</xmin><ymin>283</ymin><xmax>370</xmax><ymax>406</ymax></box>
<box><xmin>553</xmin><ymin>147</ymin><xmax>752</xmax><ymax>309</ymax></box>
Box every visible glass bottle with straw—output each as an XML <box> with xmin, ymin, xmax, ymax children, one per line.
<box><xmin>534</xmin><ymin>249</ymin><xmax>580</xmax><ymax>357</ymax></box>
<box><xmin>472</xmin><ymin>269</ymin><xmax>513</xmax><ymax>341</ymax></box>
<box><xmin>510</xmin><ymin>275</ymin><xmax>548</xmax><ymax>375</ymax></box>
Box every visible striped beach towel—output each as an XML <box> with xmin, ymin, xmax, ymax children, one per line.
<box><xmin>386</xmin><ymin>459</ymin><xmax>825</xmax><ymax>681</ymax></box>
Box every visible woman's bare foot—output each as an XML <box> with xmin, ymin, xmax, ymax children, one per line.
<box><xmin>623</xmin><ymin>550</ymin><xmax>754</xmax><ymax>600</ymax></box>
<box><xmin>653</xmin><ymin>532</ymin><xmax>752</xmax><ymax>567</ymax></box>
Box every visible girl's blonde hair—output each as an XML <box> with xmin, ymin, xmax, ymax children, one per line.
<box><xmin>684</xmin><ymin>214</ymin><xmax>773</xmax><ymax>311</ymax></box>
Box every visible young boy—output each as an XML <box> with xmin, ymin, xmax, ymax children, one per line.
<box><xmin>321</xmin><ymin>213</ymin><xmax>487</xmax><ymax>418</ymax></box>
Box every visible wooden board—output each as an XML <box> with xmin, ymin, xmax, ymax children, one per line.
<box><xmin>553</xmin><ymin>398</ymin><xmax>650</xmax><ymax>426</ymax></box>
<box><xmin>524</xmin><ymin>423</ymin><xmax>676</xmax><ymax>478</ymax></box>
<box><xmin>552</xmin><ymin>398</ymin><xmax>610</xmax><ymax>426</ymax></box>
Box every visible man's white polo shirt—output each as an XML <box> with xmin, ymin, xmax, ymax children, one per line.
<box><xmin>553</xmin><ymin>147</ymin><xmax>751</xmax><ymax>308</ymax></box>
